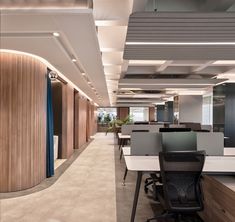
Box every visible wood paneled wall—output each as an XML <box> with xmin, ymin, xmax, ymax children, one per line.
<box><xmin>90</xmin><ymin>104</ymin><xmax>97</xmax><ymax>135</ymax></box>
<box><xmin>0</xmin><ymin>52</ymin><xmax>47</xmax><ymax>192</ymax></box>
<box><xmin>86</xmin><ymin>100</ymin><xmax>91</xmax><ymax>141</ymax></box>
<box><xmin>117</xmin><ymin>107</ymin><xmax>129</xmax><ymax>120</ymax></box>
<box><xmin>74</xmin><ymin>91</ymin><xmax>80</xmax><ymax>149</ymax></box>
<box><xmin>78</xmin><ymin>95</ymin><xmax>87</xmax><ymax>148</ymax></box>
<box><xmin>149</xmin><ymin>107</ymin><xmax>155</xmax><ymax>121</ymax></box>
<box><xmin>61</xmin><ymin>84</ymin><xmax>74</xmax><ymax>158</ymax></box>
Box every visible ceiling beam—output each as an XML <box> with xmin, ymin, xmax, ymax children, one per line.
<box><xmin>192</xmin><ymin>61</ymin><xmax>215</xmax><ymax>72</ymax></box>
<box><xmin>119</xmin><ymin>78</ymin><xmax>227</xmax><ymax>86</ymax></box>
<box><xmin>156</xmin><ymin>60</ymin><xmax>173</xmax><ymax>72</ymax></box>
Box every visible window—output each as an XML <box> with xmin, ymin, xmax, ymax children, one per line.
<box><xmin>97</xmin><ymin>107</ymin><xmax>117</xmax><ymax>124</ymax></box>
<box><xmin>129</xmin><ymin>107</ymin><xmax>149</xmax><ymax>122</ymax></box>
<box><xmin>202</xmin><ymin>95</ymin><xmax>213</xmax><ymax>125</ymax></box>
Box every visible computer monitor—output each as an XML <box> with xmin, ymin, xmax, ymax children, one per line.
<box><xmin>162</xmin><ymin>132</ymin><xmax>197</xmax><ymax>152</ymax></box>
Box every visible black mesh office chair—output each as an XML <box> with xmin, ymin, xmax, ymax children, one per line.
<box><xmin>147</xmin><ymin>151</ymin><xmax>205</xmax><ymax>222</ymax></box>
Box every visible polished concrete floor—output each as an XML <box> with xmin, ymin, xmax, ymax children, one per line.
<box><xmin>0</xmin><ymin>133</ymin><xmax>203</xmax><ymax>222</ymax></box>
<box><xmin>0</xmin><ymin>133</ymin><xmax>116</xmax><ymax>222</ymax></box>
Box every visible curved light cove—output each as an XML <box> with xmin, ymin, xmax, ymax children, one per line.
<box><xmin>0</xmin><ymin>49</ymin><xmax>94</xmax><ymax>103</ymax></box>
<box><xmin>126</xmin><ymin>42</ymin><xmax>235</xmax><ymax>46</ymax></box>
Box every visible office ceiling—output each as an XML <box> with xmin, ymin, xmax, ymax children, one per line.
<box><xmin>0</xmin><ymin>7</ymin><xmax>109</xmax><ymax>106</ymax></box>
<box><xmin>94</xmin><ymin>0</ymin><xmax>235</xmax><ymax>106</ymax></box>
<box><xmin>2</xmin><ymin>0</ymin><xmax>235</xmax><ymax>106</ymax></box>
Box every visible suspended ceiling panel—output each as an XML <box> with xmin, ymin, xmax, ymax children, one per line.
<box><xmin>119</xmin><ymin>78</ymin><xmax>227</xmax><ymax>86</ymax></box>
<box><xmin>124</xmin><ymin>12</ymin><xmax>235</xmax><ymax>60</ymax></box>
<box><xmin>1</xmin><ymin>9</ymin><xmax>109</xmax><ymax>105</ymax></box>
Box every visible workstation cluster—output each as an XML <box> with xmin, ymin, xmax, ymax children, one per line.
<box><xmin>117</xmin><ymin>123</ymin><xmax>235</xmax><ymax>222</ymax></box>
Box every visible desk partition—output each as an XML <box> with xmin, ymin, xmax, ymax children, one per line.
<box><xmin>121</xmin><ymin>124</ymin><xmax>163</xmax><ymax>135</ymax></box>
<box><xmin>131</xmin><ymin>132</ymin><xmax>162</xmax><ymax>156</ymax></box>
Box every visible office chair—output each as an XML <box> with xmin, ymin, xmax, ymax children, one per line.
<box><xmin>147</xmin><ymin>151</ymin><xmax>205</xmax><ymax>222</ymax></box>
<box><xmin>159</xmin><ymin>127</ymin><xmax>191</xmax><ymax>132</ymax></box>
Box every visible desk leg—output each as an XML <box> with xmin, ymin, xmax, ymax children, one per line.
<box><xmin>122</xmin><ymin>167</ymin><xmax>128</xmax><ymax>186</ymax></box>
<box><xmin>130</xmin><ymin>171</ymin><xmax>143</xmax><ymax>222</ymax></box>
<box><xmin>119</xmin><ymin>138</ymin><xmax>122</xmax><ymax>150</ymax></box>
<box><xmin>120</xmin><ymin>149</ymin><xmax>123</xmax><ymax>161</ymax></box>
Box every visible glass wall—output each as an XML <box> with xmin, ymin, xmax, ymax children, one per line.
<box><xmin>97</xmin><ymin>107</ymin><xmax>117</xmax><ymax>124</ymax></box>
<box><xmin>129</xmin><ymin>107</ymin><xmax>149</xmax><ymax>122</ymax></box>
<box><xmin>202</xmin><ymin>94</ymin><xmax>213</xmax><ymax>125</ymax></box>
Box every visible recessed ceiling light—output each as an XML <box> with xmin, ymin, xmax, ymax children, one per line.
<box><xmin>129</xmin><ymin>60</ymin><xmax>165</xmax><ymax>65</ymax></box>
<box><xmin>81</xmin><ymin>73</ymin><xmax>86</xmax><ymax>76</ymax></box>
<box><xmin>72</xmin><ymin>58</ymin><xmax>77</xmax><ymax>62</ymax></box>
<box><xmin>126</xmin><ymin>42</ymin><xmax>235</xmax><ymax>46</ymax></box>
<box><xmin>213</xmin><ymin>60</ymin><xmax>235</xmax><ymax>65</ymax></box>
<box><xmin>53</xmin><ymin>32</ymin><xmax>60</xmax><ymax>37</ymax></box>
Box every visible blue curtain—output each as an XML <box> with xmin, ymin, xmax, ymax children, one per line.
<box><xmin>46</xmin><ymin>75</ymin><xmax>54</xmax><ymax>177</ymax></box>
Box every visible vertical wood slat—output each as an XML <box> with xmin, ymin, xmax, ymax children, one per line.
<box><xmin>61</xmin><ymin>83</ymin><xmax>74</xmax><ymax>159</ymax></box>
<box><xmin>90</xmin><ymin>103</ymin><xmax>97</xmax><ymax>136</ymax></box>
<box><xmin>0</xmin><ymin>52</ymin><xmax>47</xmax><ymax>192</ymax></box>
<box><xmin>86</xmin><ymin>100</ymin><xmax>91</xmax><ymax>142</ymax></box>
<box><xmin>74</xmin><ymin>91</ymin><xmax>79</xmax><ymax>149</ymax></box>
<box><xmin>78</xmin><ymin>95</ymin><xmax>87</xmax><ymax>148</ymax></box>
<box><xmin>149</xmin><ymin>107</ymin><xmax>155</xmax><ymax>121</ymax></box>
<box><xmin>117</xmin><ymin>107</ymin><xmax>129</xmax><ymax>120</ymax></box>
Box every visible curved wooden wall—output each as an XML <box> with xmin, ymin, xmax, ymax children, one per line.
<box><xmin>0</xmin><ymin>52</ymin><xmax>47</xmax><ymax>192</ymax></box>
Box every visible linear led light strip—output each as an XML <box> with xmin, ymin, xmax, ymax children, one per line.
<box><xmin>126</xmin><ymin>42</ymin><xmax>235</xmax><ymax>45</ymax></box>
<box><xmin>0</xmin><ymin>49</ymin><xmax>96</xmax><ymax>104</ymax></box>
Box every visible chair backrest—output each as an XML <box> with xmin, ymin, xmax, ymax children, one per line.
<box><xmin>131</xmin><ymin>132</ymin><xmax>162</xmax><ymax>156</ymax></box>
<box><xmin>134</xmin><ymin>121</ymin><xmax>149</xmax><ymax>125</ymax></box>
<box><xmin>181</xmin><ymin>122</ymin><xmax>201</xmax><ymax>131</ymax></box>
<box><xmin>169</xmin><ymin>124</ymin><xmax>186</xmax><ymax>128</ymax></box>
<box><xmin>197</xmin><ymin>132</ymin><xmax>224</xmax><ymax>156</ymax></box>
<box><xmin>132</xmin><ymin>130</ymin><xmax>149</xmax><ymax>132</ymax></box>
<box><xmin>162</xmin><ymin>132</ymin><xmax>197</xmax><ymax>152</ymax></box>
<box><xmin>159</xmin><ymin>151</ymin><xmax>205</xmax><ymax>212</ymax></box>
<box><xmin>121</xmin><ymin>124</ymin><xmax>164</xmax><ymax>135</ymax></box>
<box><xmin>159</xmin><ymin>128</ymin><xmax>191</xmax><ymax>132</ymax></box>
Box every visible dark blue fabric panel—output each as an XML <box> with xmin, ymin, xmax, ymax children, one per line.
<box><xmin>46</xmin><ymin>75</ymin><xmax>54</xmax><ymax>177</ymax></box>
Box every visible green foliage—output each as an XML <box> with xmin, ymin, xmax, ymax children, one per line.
<box><xmin>103</xmin><ymin>113</ymin><xmax>112</xmax><ymax>123</ymax></box>
<box><xmin>106</xmin><ymin>115</ymin><xmax>133</xmax><ymax>134</ymax></box>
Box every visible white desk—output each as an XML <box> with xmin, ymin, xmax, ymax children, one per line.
<box><xmin>118</xmin><ymin>133</ymin><xmax>131</xmax><ymax>150</ymax></box>
<box><xmin>118</xmin><ymin>133</ymin><xmax>131</xmax><ymax>139</ymax></box>
<box><xmin>125</xmin><ymin>155</ymin><xmax>235</xmax><ymax>222</ymax></box>
<box><xmin>122</xmin><ymin>147</ymin><xmax>131</xmax><ymax>156</ymax></box>
<box><xmin>125</xmin><ymin>156</ymin><xmax>235</xmax><ymax>173</ymax></box>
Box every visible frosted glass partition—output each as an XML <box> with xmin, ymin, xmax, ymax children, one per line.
<box><xmin>130</xmin><ymin>107</ymin><xmax>149</xmax><ymax>122</ymax></box>
<box><xmin>197</xmin><ymin>132</ymin><xmax>224</xmax><ymax>156</ymax></box>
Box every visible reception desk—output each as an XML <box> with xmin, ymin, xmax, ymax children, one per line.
<box><xmin>200</xmin><ymin>175</ymin><xmax>235</xmax><ymax>222</ymax></box>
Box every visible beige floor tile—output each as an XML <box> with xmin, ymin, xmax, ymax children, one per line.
<box><xmin>0</xmin><ymin>133</ymin><xmax>116</xmax><ymax>222</ymax></box>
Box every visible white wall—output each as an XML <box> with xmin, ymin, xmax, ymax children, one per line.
<box><xmin>179</xmin><ymin>95</ymin><xmax>203</xmax><ymax>123</ymax></box>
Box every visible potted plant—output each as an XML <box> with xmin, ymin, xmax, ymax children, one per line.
<box><xmin>106</xmin><ymin>115</ymin><xmax>133</xmax><ymax>135</ymax></box>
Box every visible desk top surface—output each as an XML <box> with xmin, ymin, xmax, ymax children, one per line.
<box><xmin>124</xmin><ymin>155</ymin><xmax>235</xmax><ymax>174</ymax></box>
<box><xmin>118</xmin><ymin>133</ymin><xmax>131</xmax><ymax>139</ymax></box>
<box><xmin>212</xmin><ymin>175</ymin><xmax>235</xmax><ymax>192</ymax></box>
<box><xmin>122</xmin><ymin>147</ymin><xmax>131</xmax><ymax>156</ymax></box>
